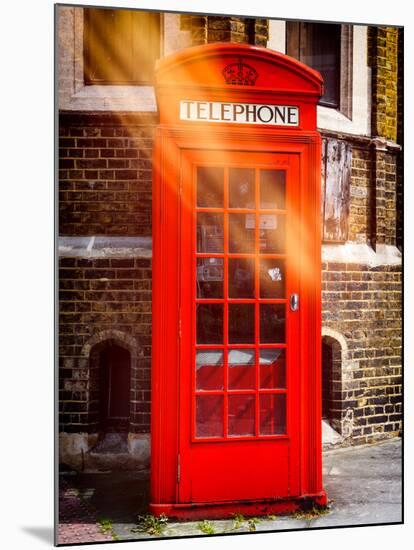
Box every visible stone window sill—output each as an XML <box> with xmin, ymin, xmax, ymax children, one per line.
<box><xmin>66</xmin><ymin>85</ymin><xmax>157</xmax><ymax>112</ymax></box>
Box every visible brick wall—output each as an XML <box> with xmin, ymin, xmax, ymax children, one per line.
<box><xmin>396</xmin><ymin>28</ymin><xmax>404</xmax><ymax>250</ymax></box>
<box><xmin>328</xmin><ymin>140</ymin><xmax>399</xmax><ymax>249</ymax></box>
<box><xmin>348</xmin><ymin>148</ymin><xmax>372</xmax><ymax>244</ymax></box>
<box><xmin>322</xmin><ymin>262</ymin><xmax>402</xmax><ymax>443</ymax></box>
<box><xmin>59</xmin><ymin>256</ymin><xmax>152</xmax><ymax>434</ymax></box>
<box><xmin>180</xmin><ymin>14</ymin><xmax>268</xmax><ymax>46</ymax></box>
<box><xmin>321</xmin><ymin>132</ymin><xmax>402</xmax><ymax>444</ymax></box>
<box><xmin>368</xmin><ymin>26</ymin><xmax>399</xmax><ymax>141</ymax></box>
<box><xmin>384</xmin><ymin>152</ymin><xmax>398</xmax><ymax>245</ymax></box>
<box><xmin>57</xmin><ymin>15</ymin><xmax>402</xmax><ymax>452</ymax></box>
<box><xmin>59</xmin><ymin>113</ymin><xmax>156</xmax><ymax>236</ymax></box>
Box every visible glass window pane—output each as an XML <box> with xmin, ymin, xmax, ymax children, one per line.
<box><xmin>229</xmin><ymin>214</ymin><xmax>255</xmax><ymax>253</ymax></box>
<box><xmin>229</xmin><ymin>258</ymin><xmax>255</xmax><ymax>298</ymax></box>
<box><xmin>260</xmin><ymin>304</ymin><xmax>285</xmax><ymax>343</ymax></box>
<box><xmin>260</xmin><ymin>394</ymin><xmax>286</xmax><ymax>435</ymax></box>
<box><xmin>259</xmin><ymin>214</ymin><xmax>285</xmax><ymax>253</ymax></box>
<box><xmin>196</xmin><ymin>304</ymin><xmax>223</xmax><ymax>344</ymax></box>
<box><xmin>197</xmin><ymin>166</ymin><xmax>224</xmax><ymax>207</ymax></box>
<box><xmin>196</xmin><ymin>395</ymin><xmax>223</xmax><ymax>437</ymax></box>
<box><xmin>228</xmin><ymin>395</ymin><xmax>255</xmax><ymax>436</ymax></box>
<box><xmin>84</xmin><ymin>10</ymin><xmax>160</xmax><ymax>85</ymax></box>
<box><xmin>260</xmin><ymin>259</ymin><xmax>285</xmax><ymax>298</ymax></box>
<box><xmin>229</xmin><ymin>303</ymin><xmax>255</xmax><ymax>344</ymax></box>
<box><xmin>197</xmin><ymin>212</ymin><xmax>223</xmax><ymax>253</ymax></box>
<box><xmin>229</xmin><ymin>168</ymin><xmax>255</xmax><ymax>209</ymax></box>
<box><xmin>259</xmin><ymin>349</ymin><xmax>286</xmax><ymax>389</ymax></box>
<box><xmin>197</xmin><ymin>257</ymin><xmax>223</xmax><ymax>298</ymax></box>
<box><xmin>303</xmin><ymin>23</ymin><xmax>341</xmax><ymax>108</ymax></box>
<box><xmin>228</xmin><ymin>349</ymin><xmax>255</xmax><ymax>389</ymax></box>
<box><xmin>260</xmin><ymin>170</ymin><xmax>286</xmax><ymax>209</ymax></box>
<box><xmin>196</xmin><ymin>350</ymin><xmax>224</xmax><ymax>391</ymax></box>
<box><xmin>286</xmin><ymin>22</ymin><xmax>340</xmax><ymax>109</ymax></box>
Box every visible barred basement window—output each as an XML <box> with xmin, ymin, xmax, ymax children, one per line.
<box><xmin>286</xmin><ymin>22</ymin><xmax>353</xmax><ymax>116</ymax></box>
<box><xmin>84</xmin><ymin>8</ymin><xmax>160</xmax><ymax>85</ymax></box>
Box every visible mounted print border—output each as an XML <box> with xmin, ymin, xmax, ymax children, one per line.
<box><xmin>56</xmin><ymin>2</ymin><xmax>403</xmax><ymax>545</ymax></box>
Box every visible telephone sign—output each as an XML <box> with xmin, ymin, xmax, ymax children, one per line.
<box><xmin>180</xmin><ymin>100</ymin><xmax>299</xmax><ymax>126</ymax></box>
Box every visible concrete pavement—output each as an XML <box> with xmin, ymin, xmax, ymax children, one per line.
<box><xmin>58</xmin><ymin>438</ymin><xmax>402</xmax><ymax>544</ymax></box>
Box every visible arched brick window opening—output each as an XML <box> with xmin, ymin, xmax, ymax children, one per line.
<box><xmin>90</xmin><ymin>339</ymin><xmax>131</xmax><ymax>434</ymax></box>
<box><xmin>99</xmin><ymin>343</ymin><xmax>131</xmax><ymax>432</ymax></box>
<box><xmin>322</xmin><ymin>335</ymin><xmax>343</xmax><ymax>433</ymax></box>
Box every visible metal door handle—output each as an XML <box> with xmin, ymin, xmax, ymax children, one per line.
<box><xmin>290</xmin><ymin>293</ymin><xmax>299</xmax><ymax>312</ymax></box>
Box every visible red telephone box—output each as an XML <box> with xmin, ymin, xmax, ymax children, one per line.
<box><xmin>150</xmin><ymin>43</ymin><xmax>326</xmax><ymax>519</ymax></box>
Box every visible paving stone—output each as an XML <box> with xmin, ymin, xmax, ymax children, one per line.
<box><xmin>58</xmin><ymin>478</ymin><xmax>113</xmax><ymax>544</ymax></box>
<box><xmin>57</xmin><ymin>439</ymin><xmax>402</xmax><ymax>543</ymax></box>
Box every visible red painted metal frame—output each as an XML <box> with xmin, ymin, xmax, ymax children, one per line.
<box><xmin>188</xmin><ymin>154</ymin><xmax>291</xmax><ymax>442</ymax></box>
<box><xmin>151</xmin><ymin>43</ymin><xmax>325</xmax><ymax>518</ymax></box>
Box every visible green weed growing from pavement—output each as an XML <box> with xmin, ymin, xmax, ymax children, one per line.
<box><xmin>292</xmin><ymin>504</ymin><xmax>331</xmax><ymax>520</ymax></box>
<box><xmin>232</xmin><ymin>513</ymin><xmax>277</xmax><ymax>530</ymax></box>
<box><xmin>98</xmin><ymin>518</ymin><xmax>119</xmax><ymax>540</ymax></box>
<box><xmin>197</xmin><ymin>520</ymin><xmax>215</xmax><ymax>535</ymax></box>
<box><xmin>231</xmin><ymin>513</ymin><xmax>246</xmax><ymax>529</ymax></box>
<box><xmin>247</xmin><ymin>517</ymin><xmax>262</xmax><ymax>531</ymax></box>
<box><xmin>131</xmin><ymin>514</ymin><xmax>168</xmax><ymax>536</ymax></box>
<box><xmin>98</xmin><ymin>518</ymin><xmax>112</xmax><ymax>534</ymax></box>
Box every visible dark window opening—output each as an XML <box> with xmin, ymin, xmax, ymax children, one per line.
<box><xmin>84</xmin><ymin>8</ymin><xmax>160</xmax><ymax>85</ymax></box>
<box><xmin>322</xmin><ymin>341</ymin><xmax>333</xmax><ymax>420</ymax></box>
<box><xmin>321</xmin><ymin>336</ymin><xmax>343</xmax><ymax>433</ymax></box>
<box><xmin>98</xmin><ymin>342</ymin><xmax>131</xmax><ymax>432</ymax></box>
<box><xmin>286</xmin><ymin>22</ymin><xmax>341</xmax><ymax>108</ymax></box>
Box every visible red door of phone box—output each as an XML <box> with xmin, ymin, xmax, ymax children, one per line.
<box><xmin>150</xmin><ymin>43</ymin><xmax>327</xmax><ymax>519</ymax></box>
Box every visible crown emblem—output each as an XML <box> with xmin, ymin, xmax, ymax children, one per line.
<box><xmin>222</xmin><ymin>58</ymin><xmax>259</xmax><ymax>86</ymax></box>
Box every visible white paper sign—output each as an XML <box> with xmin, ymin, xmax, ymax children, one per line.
<box><xmin>245</xmin><ymin>214</ymin><xmax>277</xmax><ymax>229</ymax></box>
